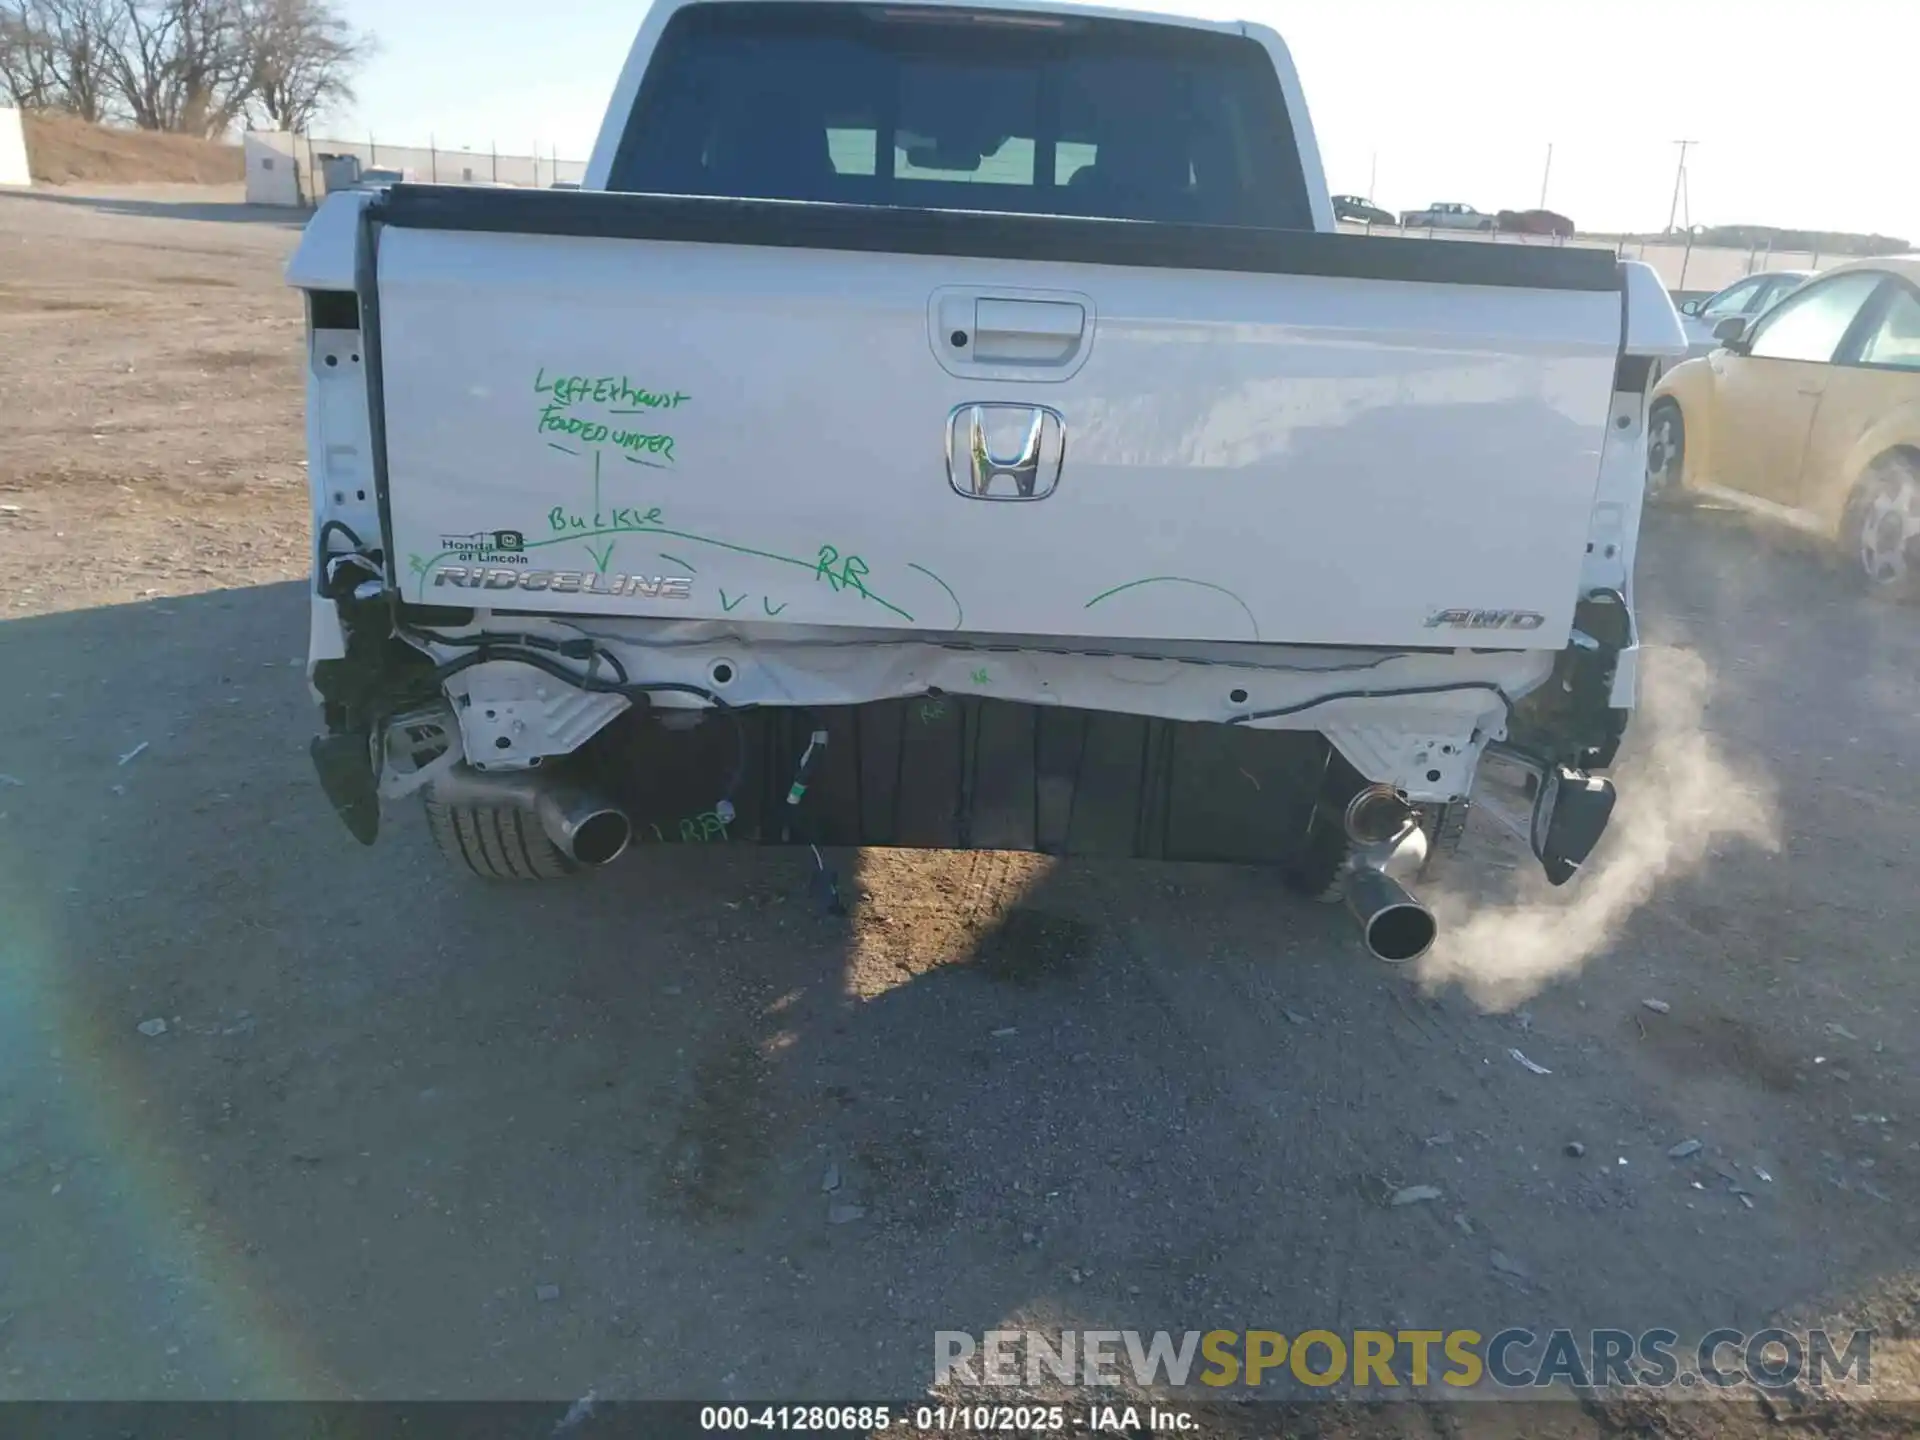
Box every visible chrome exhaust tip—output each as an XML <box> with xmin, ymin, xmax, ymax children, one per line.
<box><xmin>1344</xmin><ymin>865</ymin><xmax>1437</xmax><ymax>963</ymax></box>
<box><xmin>1338</xmin><ymin>787</ymin><xmax>1435</xmax><ymax>961</ymax></box>
<box><xmin>533</xmin><ymin>786</ymin><xmax>632</xmax><ymax>867</ymax></box>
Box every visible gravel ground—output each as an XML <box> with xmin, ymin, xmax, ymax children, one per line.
<box><xmin>2</xmin><ymin>187</ymin><xmax>1918</xmax><ymax>1435</ymax></box>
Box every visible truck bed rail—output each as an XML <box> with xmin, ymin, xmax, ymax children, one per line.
<box><xmin>368</xmin><ymin>185</ymin><xmax>1622</xmax><ymax>293</ymax></box>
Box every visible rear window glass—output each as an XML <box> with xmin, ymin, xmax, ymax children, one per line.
<box><xmin>608</xmin><ymin>3</ymin><xmax>1313</xmax><ymax>229</ymax></box>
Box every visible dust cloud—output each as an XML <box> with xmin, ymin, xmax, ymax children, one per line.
<box><xmin>1420</xmin><ymin>646</ymin><xmax>1779</xmax><ymax>1009</ymax></box>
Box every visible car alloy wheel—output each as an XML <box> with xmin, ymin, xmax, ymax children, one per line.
<box><xmin>1850</xmin><ymin>457</ymin><xmax>1920</xmax><ymax>599</ymax></box>
<box><xmin>1646</xmin><ymin>402</ymin><xmax>1684</xmax><ymax>502</ymax></box>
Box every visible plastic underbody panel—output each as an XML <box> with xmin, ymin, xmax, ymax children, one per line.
<box><xmin>586</xmin><ymin>697</ymin><xmax>1342</xmax><ymax>866</ymax></box>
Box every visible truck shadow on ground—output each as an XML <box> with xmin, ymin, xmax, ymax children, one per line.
<box><xmin>1</xmin><ymin>528</ymin><xmax>1915</xmax><ymax>1404</ymax></box>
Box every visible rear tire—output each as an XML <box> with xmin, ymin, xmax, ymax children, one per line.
<box><xmin>425</xmin><ymin>796</ymin><xmax>577</xmax><ymax>880</ymax></box>
<box><xmin>1843</xmin><ymin>455</ymin><xmax>1920</xmax><ymax>602</ymax></box>
<box><xmin>1646</xmin><ymin>400</ymin><xmax>1688</xmax><ymax>506</ymax></box>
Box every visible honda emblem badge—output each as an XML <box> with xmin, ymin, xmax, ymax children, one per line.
<box><xmin>946</xmin><ymin>403</ymin><xmax>1066</xmax><ymax>501</ymax></box>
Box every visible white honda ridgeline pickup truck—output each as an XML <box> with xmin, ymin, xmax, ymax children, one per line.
<box><xmin>287</xmin><ymin>0</ymin><xmax>1685</xmax><ymax>963</ymax></box>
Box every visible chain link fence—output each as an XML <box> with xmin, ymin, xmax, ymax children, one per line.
<box><xmin>244</xmin><ymin>130</ymin><xmax>588</xmax><ymax>204</ymax></box>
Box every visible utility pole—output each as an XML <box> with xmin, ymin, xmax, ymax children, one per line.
<box><xmin>1539</xmin><ymin>143</ymin><xmax>1553</xmax><ymax>209</ymax></box>
<box><xmin>1666</xmin><ymin>140</ymin><xmax>1695</xmax><ymax>235</ymax></box>
<box><xmin>1368</xmin><ymin>150</ymin><xmax>1378</xmax><ymax>203</ymax></box>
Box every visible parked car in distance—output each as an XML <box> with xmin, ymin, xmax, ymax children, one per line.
<box><xmin>1332</xmin><ymin>194</ymin><xmax>1394</xmax><ymax>226</ymax></box>
<box><xmin>1675</xmin><ymin>270</ymin><xmax>1813</xmax><ymax>358</ymax></box>
<box><xmin>1497</xmin><ymin>208</ymin><xmax>1575</xmax><ymax>237</ymax></box>
<box><xmin>352</xmin><ymin>167</ymin><xmax>412</xmax><ymax>190</ymax></box>
<box><xmin>1400</xmin><ymin>201</ymin><xmax>1495</xmax><ymax>231</ymax></box>
<box><xmin>1648</xmin><ymin>256</ymin><xmax>1920</xmax><ymax>597</ymax></box>
<box><xmin>549</xmin><ymin>180</ymin><xmax>582</xmax><ymax>190</ymax></box>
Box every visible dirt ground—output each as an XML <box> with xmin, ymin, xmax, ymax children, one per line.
<box><xmin>2</xmin><ymin>186</ymin><xmax>1918</xmax><ymax>1436</ymax></box>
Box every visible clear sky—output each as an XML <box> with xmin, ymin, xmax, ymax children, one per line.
<box><xmin>326</xmin><ymin>0</ymin><xmax>1913</xmax><ymax>241</ymax></box>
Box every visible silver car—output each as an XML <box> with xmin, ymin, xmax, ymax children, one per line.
<box><xmin>1676</xmin><ymin>270</ymin><xmax>1813</xmax><ymax>358</ymax></box>
<box><xmin>1400</xmin><ymin>201</ymin><xmax>1496</xmax><ymax>232</ymax></box>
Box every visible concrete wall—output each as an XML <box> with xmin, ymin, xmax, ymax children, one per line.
<box><xmin>0</xmin><ymin>107</ymin><xmax>30</xmax><ymax>188</ymax></box>
<box><xmin>244</xmin><ymin>131</ymin><xmax>302</xmax><ymax>205</ymax></box>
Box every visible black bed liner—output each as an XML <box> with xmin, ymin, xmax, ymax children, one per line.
<box><xmin>370</xmin><ymin>185</ymin><xmax>1622</xmax><ymax>293</ymax></box>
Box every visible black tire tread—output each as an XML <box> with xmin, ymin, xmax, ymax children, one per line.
<box><xmin>425</xmin><ymin>796</ymin><xmax>575</xmax><ymax>880</ymax></box>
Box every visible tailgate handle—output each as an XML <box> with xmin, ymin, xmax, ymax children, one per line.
<box><xmin>969</xmin><ymin>299</ymin><xmax>1087</xmax><ymax>366</ymax></box>
<box><xmin>930</xmin><ymin>287</ymin><xmax>1095</xmax><ymax>379</ymax></box>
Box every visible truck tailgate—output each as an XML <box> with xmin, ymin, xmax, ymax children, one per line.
<box><xmin>371</xmin><ymin>197</ymin><xmax>1622</xmax><ymax>650</ymax></box>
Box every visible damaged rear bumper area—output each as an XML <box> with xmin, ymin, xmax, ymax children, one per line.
<box><xmin>328</xmin><ymin>692</ymin><xmax>1374</xmax><ymax>871</ymax></box>
<box><xmin>304</xmin><ymin>573</ymin><xmax>1637</xmax><ymax>959</ymax></box>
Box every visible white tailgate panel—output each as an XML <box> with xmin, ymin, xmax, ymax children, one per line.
<box><xmin>377</xmin><ymin>229</ymin><xmax>1620</xmax><ymax>648</ymax></box>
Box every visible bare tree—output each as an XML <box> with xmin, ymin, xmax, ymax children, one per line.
<box><xmin>0</xmin><ymin>3</ymin><xmax>59</xmax><ymax>108</ymax></box>
<box><xmin>241</xmin><ymin>0</ymin><xmax>367</xmax><ymax>132</ymax></box>
<box><xmin>3</xmin><ymin>0</ymin><xmax>369</xmax><ymax>134</ymax></box>
<box><xmin>49</xmin><ymin>0</ymin><xmax>121</xmax><ymax>121</ymax></box>
<box><xmin>1</xmin><ymin>0</ymin><xmax>125</xmax><ymax>121</ymax></box>
<box><xmin>108</xmin><ymin>0</ymin><xmax>254</xmax><ymax>135</ymax></box>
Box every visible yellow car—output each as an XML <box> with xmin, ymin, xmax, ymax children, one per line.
<box><xmin>1648</xmin><ymin>255</ymin><xmax>1920</xmax><ymax>596</ymax></box>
